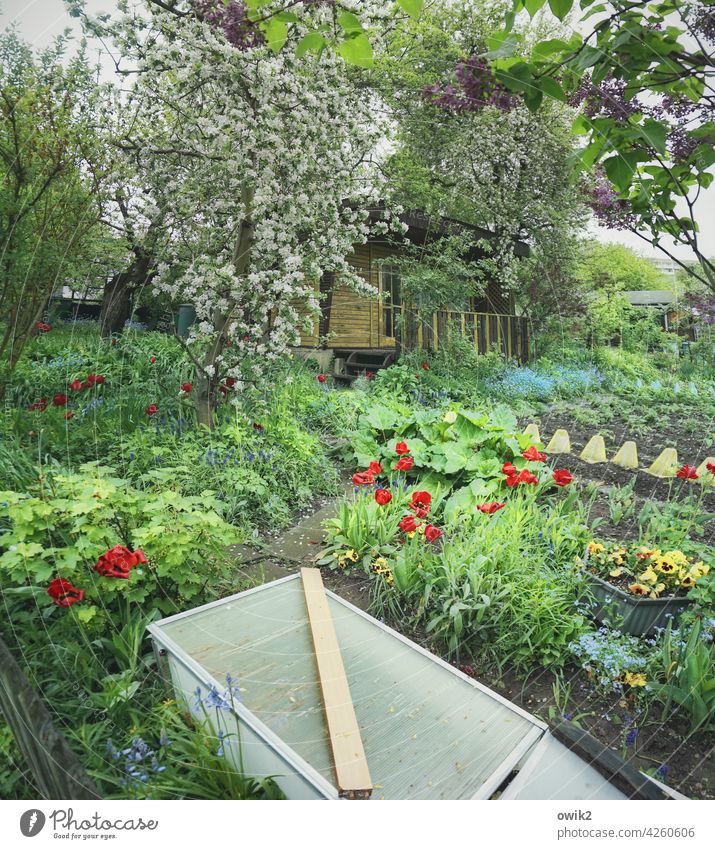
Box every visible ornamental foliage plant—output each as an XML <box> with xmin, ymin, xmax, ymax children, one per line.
<box><xmin>0</xmin><ymin>464</ymin><xmax>240</xmax><ymax>622</ymax></box>
<box><xmin>77</xmin><ymin>0</ymin><xmax>402</xmax><ymax>427</ymax></box>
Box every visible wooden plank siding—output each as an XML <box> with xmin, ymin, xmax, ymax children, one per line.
<box><xmin>295</xmin><ymin>241</ymin><xmax>527</xmax><ymax>359</ymax></box>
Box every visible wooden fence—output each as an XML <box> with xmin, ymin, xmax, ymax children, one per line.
<box><xmin>0</xmin><ymin>635</ymin><xmax>101</xmax><ymax>799</ymax></box>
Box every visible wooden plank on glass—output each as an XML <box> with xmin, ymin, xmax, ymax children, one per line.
<box><xmin>300</xmin><ymin>568</ymin><xmax>372</xmax><ymax>799</ymax></box>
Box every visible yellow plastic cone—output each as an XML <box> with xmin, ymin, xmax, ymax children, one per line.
<box><xmin>696</xmin><ymin>457</ymin><xmax>715</xmax><ymax>480</ymax></box>
<box><xmin>612</xmin><ymin>440</ymin><xmax>638</xmax><ymax>470</ymax></box>
<box><xmin>580</xmin><ymin>434</ymin><xmax>607</xmax><ymax>464</ymax></box>
<box><xmin>647</xmin><ymin>448</ymin><xmax>678</xmax><ymax>478</ymax></box>
<box><xmin>523</xmin><ymin>423</ymin><xmax>541</xmax><ymax>444</ymax></box>
<box><xmin>546</xmin><ymin>428</ymin><xmax>571</xmax><ymax>454</ymax></box>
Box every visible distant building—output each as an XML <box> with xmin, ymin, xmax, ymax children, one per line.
<box><xmin>646</xmin><ymin>256</ymin><xmax>678</xmax><ymax>277</ymax></box>
<box><xmin>624</xmin><ymin>290</ymin><xmax>683</xmax><ymax>334</ymax></box>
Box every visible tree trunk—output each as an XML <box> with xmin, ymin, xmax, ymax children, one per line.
<box><xmin>99</xmin><ymin>253</ymin><xmax>154</xmax><ymax>338</ymax></box>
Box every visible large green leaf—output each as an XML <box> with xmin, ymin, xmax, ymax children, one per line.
<box><xmin>604</xmin><ymin>152</ymin><xmax>643</xmax><ymax>192</ymax></box>
<box><xmin>263</xmin><ymin>18</ymin><xmax>288</xmax><ymax>53</ymax></box>
<box><xmin>296</xmin><ymin>31</ymin><xmax>326</xmax><ymax>58</ymax></box>
<box><xmin>640</xmin><ymin>119</ymin><xmax>668</xmax><ymax>155</ymax></box>
<box><xmin>525</xmin><ymin>0</ymin><xmax>547</xmax><ymax>16</ymax></box>
<box><xmin>364</xmin><ymin>405</ymin><xmax>399</xmax><ymax>431</ymax></box>
<box><xmin>336</xmin><ymin>33</ymin><xmax>374</xmax><ymax>68</ymax></box>
<box><xmin>548</xmin><ymin>0</ymin><xmax>573</xmax><ymax>20</ymax></box>
<box><xmin>397</xmin><ymin>0</ymin><xmax>424</xmax><ymax>19</ymax></box>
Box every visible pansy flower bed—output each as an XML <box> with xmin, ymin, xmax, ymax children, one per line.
<box><xmin>582</xmin><ymin>541</ymin><xmax>710</xmax><ymax>600</ymax></box>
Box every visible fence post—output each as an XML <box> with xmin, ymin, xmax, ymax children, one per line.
<box><xmin>0</xmin><ymin>635</ymin><xmax>102</xmax><ymax>800</ymax></box>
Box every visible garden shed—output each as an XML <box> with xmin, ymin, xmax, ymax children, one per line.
<box><xmin>296</xmin><ymin>209</ymin><xmax>530</xmax><ymax>371</ymax></box>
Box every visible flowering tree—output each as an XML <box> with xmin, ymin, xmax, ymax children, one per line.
<box><xmin>487</xmin><ymin>1</ymin><xmax>715</xmax><ymax>289</ymax></box>
<box><xmin>79</xmin><ymin>1</ymin><xmax>398</xmax><ymax>426</ymax></box>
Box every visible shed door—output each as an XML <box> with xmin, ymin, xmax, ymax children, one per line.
<box><xmin>380</xmin><ymin>264</ymin><xmax>401</xmax><ymax>346</ymax></box>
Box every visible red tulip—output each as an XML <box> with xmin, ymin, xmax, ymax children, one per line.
<box><xmin>111</xmin><ymin>338</ymin><xmax>117</xmax><ymax>346</ymax></box>
<box><xmin>399</xmin><ymin>515</ymin><xmax>419</xmax><ymax>533</ymax></box>
<box><xmin>409</xmin><ymin>490</ymin><xmax>431</xmax><ymax>517</ymax></box>
<box><xmin>218</xmin><ymin>385</ymin><xmax>228</xmax><ymax>395</ymax></box>
<box><xmin>317</xmin><ymin>374</ymin><xmax>326</xmax><ymax>383</ymax></box>
<box><xmin>424</xmin><ymin>524</ymin><xmax>443</xmax><ymax>542</ymax></box>
<box><xmin>27</xmin><ymin>399</ymin><xmax>48</xmax><ymax>412</ymax></box>
<box><xmin>421</xmin><ymin>362</ymin><xmax>429</xmax><ymax>370</ymax></box>
<box><xmin>52</xmin><ymin>394</ymin><xmax>68</xmax><ymax>407</ymax></box>
<box><xmin>181</xmin><ymin>382</ymin><xmax>193</xmax><ymax>393</ymax></box>
<box><xmin>352</xmin><ymin>471</ymin><xmax>375</xmax><ymax>486</ymax></box>
<box><xmin>47</xmin><ymin>577</ymin><xmax>84</xmax><ymax>608</ymax></box>
<box><xmin>502</xmin><ymin>462</ymin><xmax>517</xmax><ymax>477</ymax></box>
<box><xmin>225</xmin><ymin>377</ymin><xmax>236</xmax><ymax>387</ymax></box>
<box><xmin>552</xmin><ymin>469</ymin><xmax>573</xmax><ymax>487</ymax></box>
<box><xmin>707</xmin><ymin>462</ymin><xmax>715</xmax><ymax>475</ymax></box>
<box><xmin>676</xmin><ymin>464</ymin><xmax>698</xmax><ymax>480</ymax></box>
<box><xmin>69</xmin><ymin>379</ymin><xmax>83</xmax><ymax>391</ymax></box>
<box><xmin>150</xmin><ymin>356</ymin><xmax>157</xmax><ymax>364</ymax></box>
<box><xmin>395</xmin><ymin>441</ymin><xmax>410</xmax><ymax>455</ymax></box>
<box><xmin>394</xmin><ymin>456</ymin><xmax>414</xmax><ymax>472</ymax></box>
<box><xmin>34</xmin><ymin>321</ymin><xmax>52</xmax><ymax>333</ymax></box>
<box><xmin>375</xmin><ymin>489</ymin><xmax>392</xmax><ymax>505</ymax></box>
<box><xmin>64</xmin><ymin>411</ymin><xmax>75</xmax><ymax>421</ymax></box>
<box><xmin>146</xmin><ymin>404</ymin><xmax>159</xmax><ymax>416</ymax></box>
<box><xmin>522</xmin><ymin>445</ymin><xmax>547</xmax><ymax>462</ymax></box>
<box><xmin>476</xmin><ymin>502</ymin><xmax>506</xmax><ymax>514</ymax></box>
<box><xmin>516</xmin><ymin>469</ymin><xmax>538</xmax><ymax>485</ymax></box>
<box><xmin>505</xmin><ymin>474</ymin><xmax>519</xmax><ymax>488</ymax></box>
<box><xmin>94</xmin><ymin>545</ymin><xmax>147</xmax><ymax>579</ymax></box>
<box><xmin>365</xmin><ymin>371</ymin><xmax>375</xmax><ymax>380</ymax></box>
<box><xmin>367</xmin><ymin>461</ymin><xmax>383</xmax><ymax>475</ymax></box>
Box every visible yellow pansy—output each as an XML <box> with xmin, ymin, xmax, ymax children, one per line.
<box><xmin>638</xmin><ymin>566</ymin><xmax>659</xmax><ymax>585</ymax></box>
<box><xmin>681</xmin><ymin>574</ymin><xmax>696</xmax><ymax>589</ymax></box>
<box><xmin>655</xmin><ymin>558</ymin><xmax>677</xmax><ymax>575</ymax></box>
<box><xmin>649</xmin><ymin>583</ymin><xmax>666</xmax><ymax>599</ymax></box>
<box><xmin>690</xmin><ymin>562</ymin><xmax>710</xmax><ymax>580</ymax></box>
<box><xmin>345</xmin><ymin>549</ymin><xmax>359</xmax><ymax>562</ymax></box>
<box><xmin>609</xmin><ymin>567</ymin><xmax>624</xmax><ymax>578</ymax></box>
<box><xmin>622</xmin><ymin>671</ymin><xmax>647</xmax><ymax>687</ymax></box>
<box><xmin>628</xmin><ymin>583</ymin><xmax>650</xmax><ymax>597</ymax></box>
<box><xmin>373</xmin><ymin>557</ymin><xmax>389</xmax><ymax>571</ymax></box>
<box><xmin>588</xmin><ymin>542</ymin><xmax>605</xmax><ymax>555</ymax></box>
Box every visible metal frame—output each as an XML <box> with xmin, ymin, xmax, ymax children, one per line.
<box><xmin>149</xmin><ymin>574</ymin><xmax>547</xmax><ymax>800</ymax></box>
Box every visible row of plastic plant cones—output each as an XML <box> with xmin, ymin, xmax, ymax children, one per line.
<box><xmin>523</xmin><ymin>423</ymin><xmax>714</xmax><ymax>480</ymax></box>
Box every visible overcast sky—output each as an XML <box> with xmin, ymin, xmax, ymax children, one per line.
<box><xmin>2</xmin><ymin>0</ymin><xmax>712</xmax><ymax>261</ymax></box>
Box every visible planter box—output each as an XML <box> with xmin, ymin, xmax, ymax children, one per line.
<box><xmin>584</xmin><ymin>571</ymin><xmax>694</xmax><ymax>636</ymax></box>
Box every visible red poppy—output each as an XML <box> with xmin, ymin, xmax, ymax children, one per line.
<box><xmin>375</xmin><ymin>489</ymin><xmax>392</xmax><ymax>505</ymax></box>
<box><xmin>399</xmin><ymin>515</ymin><xmax>419</xmax><ymax>533</ymax></box>
<box><xmin>146</xmin><ymin>404</ymin><xmax>159</xmax><ymax>416</ymax></box>
<box><xmin>552</xmin><ymin>469</ymin><xmax>573</xmax><ymax>487</ymax></box>
<box><xmin>181</xmin><ymin>382</ymin><xmax>193</xmax><ymax>393</ymax></box>
<box><xmin>225</xmin><ymin>377</ymin><xmax>236</xmax><ymax>387</ymax></box>
<box><xmin>395</xmin><ymin>441</ymin><xmax>410</xmax><ymax>455</ymax></box>
<box><xmin>150</xmin><ymin>356</ymin><xmax>157</xmax><ymax>364</ymax></box>
<box><xmin>47</xmin><ymin>577</ymin><xmax>84</xmax><ymax>607</ymax></box>
<box><xmin>409</xmin><ymin>490</ymin><xmax>432</xmax><ymax>518</ymax></box>
<box><xmin>69</xmin><ymin>379</ymin><xmax>83</xmax><ymax>391</ymax></box>
<box><xmin>317</xmin><ymin>374</ymin><xmax>326</xmax><ymax>383</ymax></box>
<box><xmin>64</xmin><ymin>411</ymin><xmax>75</xmax><ymax>421</ymax></box>
<box><xmin>502</xmin><ymin>462</ymin><xmax>517</xmax><ymax>477</ymax></box>
<box><xmin>676</xmin><ymin>464</ymin><xmax>698</xmax><ymax>480</ymax></box>
<box><xmin>94</xmin><ymin>545</ymin><xmax>147</xmax><ymax>579</ymax></box>
<box><xmin>522</xmin><ymin>445</ymin><xmax>547</xmax><ymax>462</ymax></box>
<box><xmin>424</xmin><ymin>524</ymin><xmax>443</xmax><ymax>542</ymax></box>
<box><xmin>421</xmin><ymin>362</ymin><xmax>429</xmax><ymax>371</ymax></box>
<box><xmin>52</xmin><ymin>393</ymin><xmax>68</xmax><ymax>407</ymax></box>
<box><xmin>27</xmin><ymin>399</ymin><xmax>48</xmax><ymax>412</ymax></box>
<box><xmin>367</xmin><ymin>461</ymin><xmax>383</xmax><ymax>475</ymax></box>
<box><xmin>476</xmin><ymin>502</ymin><xmax>506</xmax><ymax>514</ymax></box>
<box><xmin>395</xmin><ymin>456</ymin><xmax>414</xmax><ymax>472</ymax></box>
<box><xmin>352</xmin><ymin>471</ymin><xmax>375</xmax><ymax>486</ymax></box>
<box><xmin>34</xmin><ymin>321</ymin><xmax>52</xmax><ymax>333</ymax></box>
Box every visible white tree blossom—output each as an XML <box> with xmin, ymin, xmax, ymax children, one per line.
<box><xmin>99</xmin><ymin>1</ymin><xmax>400</xmax><ymax>422</ymax></box>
